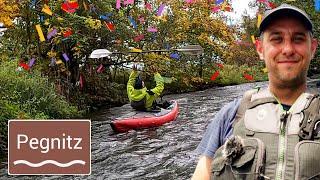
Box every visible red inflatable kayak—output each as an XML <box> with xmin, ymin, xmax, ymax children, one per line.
<box><xmin>110</xmin><ymin>100</ymin><xmax>179</xmax><ymax>133</ymax></box>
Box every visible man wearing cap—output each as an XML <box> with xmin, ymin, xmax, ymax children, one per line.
<box><xmin>192</xmin><ymin>3</ymin><xmax>318</xmax><ymax>180</ymax></box>
<box><xmin>127</xmin><ymin>64</ymin><xmax>164</xmax><ymax>111</ymax></box>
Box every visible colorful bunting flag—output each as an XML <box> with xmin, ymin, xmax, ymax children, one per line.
<box><xmin>63</xmin><ymin>29</ymin><xmax>73</xmax><ymax>38</ymax></box>
<box><xmin>243</xmin><ymin>73</ymin><xmax>254</xmax><ymax>81</ymax></box>
<box><xmin>131</xmin><ymin>48</ymin><xmax>142</xmax><ymax>52</ymax></box>
<box><xmin>61</xmin><ymin>1</ymin><xmax>79</xmax><ymax>13</ymax></box>
<box><xmin>210</xmin><ymin>71</ymin><xmax>220</xmax><ymax>81</ymax></box>
<box><xmin>116</xmin><ymin>0</ymin><xmax>121</xmax><ymax>9</ymax></box>
<box><xmin>267</xmin><ymin>2</ymin><xmax>276</xmax><ymax>9</ymax></box>
<box><xmin>138</xmin><ymin>16</ymin><xmax>145</xmax><ymax>24</ymax></box>
<box><xmin>128</xmin><ymin>16</ymin><xmax>137</xmax><ymax>29</ymax></box>
<box><xmin>147</xmin><ymin>27</ymin><xmax>158</xmax><ymax>32</ymax></box>
<box><xmin>211</xmin><ymin>6</ymin><xmax>220</xmax><ymax>13</ymax></box>
<box><xmin>47</xmin><ymin>28</ymin><xmax>57</xmax><ymax>40</ymax></box>
<box><xmin>100</xmin><ymin>13</ymin><xmax>112</xmax><ymax>21</ymax></box>
<box><xmin>257</xmin><ymin>14</ymin><xmax>262</xmax><ymax>28</ymax></box>
<box><xmin>56</xmin><ymin>59</ymin><xmax>63</xmax><ymax>65</ymax></box>
<box><xmin>35</xmin><ymin>24</ymin><xmax>45</xmax><ymax>42</ymax></box>
<box><xmin>170</xmin><ymin>53</ymin><xmax>180</xmax><ymax>60</ymax></box>
<box><xmin>42</xmin><ymin>4</ymin><xmax>53</xmax><ymax>16</ymax></box>
<box><xmin>216</xmin><ymin>63</ymin><xmax>224</xmax><ymax>69</ymax></box>
<box><xmin>316</xmin><ymin>0</ymin><xmax>320</xmax><ymax>12</ymax></box>
<box><xmin>251</xmin><ymin>35</ymin><xmax>256</xmax><ymax>44</ymax></box>
<box><xmin>97</xmin><ymin>64</ymin><xmax>104</xmax><ymax>73</ymax></box>
<box><xmin>124</xmin><ymin>0</ymin><xmax>134</xmax><ymax>5</ymax></box>
<box><xmin>134</xmin><ymin>34</ymin><xmax>144</xmax><ymax>42</ymax></box>
<box><xmin>63</xmin><ymin>53</ymin><xmax>70</xmax><ymax>61</ymax></box>
<box><xmin>28</xmin><ymin>58</ymin><xmax>36</xmax><ymax>68</ymax></box>
<box><xmin>157</xmin><ymin>4</ymin><xmax>165</xmax><ymax>16</ymax></box>
<box><xmin>145</xmin><ymin>3</ymin><xmax>152</xmax><ymax>11</ymax></box>
<box><xmin>262</xmin><ymin>67</ymin><xmax>268</xmax><ymax>73</ymax></box>
<box><xmin>19</xmin><ymin>62</ymin><xmax>30</xmax><ymax>71</ymax></box>
<box><xmin>216</xmin><ymin>0</ymin><xmax>224</xmax><ymax>5</ymax></box>
<box><xmin>105</xmin><ymin>22</ymin><xmax>115</xmax><ymax>32</ymax></box>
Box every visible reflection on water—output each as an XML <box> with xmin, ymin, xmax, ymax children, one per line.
<box><xmin>1</xmin><ymin>81</ymin><xmax>319</xmax><ymax>179</ymax></box>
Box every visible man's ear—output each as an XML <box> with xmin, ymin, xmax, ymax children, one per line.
<box><xmin>256</xmin><ymin>40</ymin><xmax>264</xmax><ymax>60</ymax></box>
<box><xmin>311</xmin><ymin>38</ymin><xmax>318</xmax><ymax>59</ymax></box>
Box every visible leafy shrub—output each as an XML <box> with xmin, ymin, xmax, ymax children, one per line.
<box><xmin>0</xmin><ymin>60</ymin><xmax>81</xmax><ymax>158</ymax></box>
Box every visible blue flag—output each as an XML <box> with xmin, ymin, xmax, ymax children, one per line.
<box><xmin>170</xmin><ymin>53</ymin><xmax>180</xmax><ymax>60</ymax></box>
<box><xmin>316</xmin><ymin>0</ymin><xmax>320</xmax><ymax>12</ymax></box>
<box><xmin>216</xmin><ymin>0</ymin><xmax>224</xmax><ymax>5</ymax></box>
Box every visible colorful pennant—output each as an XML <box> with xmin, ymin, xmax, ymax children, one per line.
<box><xmin>157</xmin><ymin>4</ymin><xmax>165</xmax><ymax>16</ymax></box>
<box><xmin>47</xmin><ymin>28</ymin><xmax>57</xmax><ymax>40</ymax></box>
<box><xmin>316</xmin><ymin>0</ymin><xmax>320</xmax><ymax>12</ymax></box>
<box><xmin>105</xmin><ymin>22</ymin><xmax>115</xmax><ymax>32</ymax></box>
<box><xmin>42</xmin><ymin>4</ymin><xmax>53</xmax><ymax>16</ymax></box>
<box><xmin>128</xmin><ymin>16</ymin><xmax>137</xmax><ymax>29</ymax></box>
<box><xmin>170</xmin><ymin>53</ymin><xmax>180</xmax><ymax>60</ymax></box>
<box><xmin>216</xmin><ymin>0</ymin><xmax>224</xmax><ymax>5</ymax></box>
<box><xmin>257</xmin><ymin>14</ymin><xmax>262</xmax><ymax>28</ymax></box>
<box><xmin>63</xmin><ymin>53</ymin><xmax>70</xmax><ymax>61</ymax></box>
<box><xmin>243</xmin><ymin>73</ymin><xmax>254</xmax><ymax>81</ymax></box>
<box><xmin>124</xmin><ymin>0</ymin><xmax>134</xmax><ymax>5</ymax></box>
<box><xmin>28</xmin><ymin>58</ymin><xmax>36</xmax><ymax>68</ymax></box>
<box><xmin>116</xmin><ymin>0</ymin><xmax>121</xmax><ymax>9</ymax></box>
<box><xmin>35</xmin><ymin>24</ymin><xmax>45</xmax><ymax>42</ymax></box>
<box><xmin>63</xmin><ymin>29</ymin><xmax>73</xmax><ymax>38</ymax></box>
<box><xmin>61</xmin><ymin>1</ymin><xmax>79</xmax><ymax>13</ymax></box>
<box><xmin>210</xmin><ymin>71</ymin><xmax>220</xmax><ymax>81</ymax></box>
<box><xmin>145</xmin><ymin>3</ymin><xmax>152</xmax><ymax>11</ymax></box>
<box><xmin>134</xmin><ymin>34</ymin><xmax>144</xmax><ymax>42</ymax></box>
<box><xmin>97</xmin><ymin>64</ymin><xmax>104</xmax><ymax>73</ymax></box>
<box><xmin>147</xmin><ymin>27</ymin><xmax>158</xmax><ymax>32</ymax></box>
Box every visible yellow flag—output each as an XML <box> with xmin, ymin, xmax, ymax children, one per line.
<box><xmin>251</xmin><ymin>35</ymin><xmax>256</xmax><ymax>44</ymax></box>
<box><xmin>35</xmin><ymin>24</ymin><xmax>45</xmax><ymax>42</ymax></box>
<box><xmin>56</xmin><ymin>60</ymin><xmax>63</xmax><ymax>65</ymax></box>
<box><xmin>257</xmin><ymin>14</ymin><xmax>262</xmax><ymax>28</ymax></box>
<box><xmin>42</xmin><ymin>4</ymin><xmax>53</xmax><ymax>16</ymax></box>
<box><xmin>262</xmin><ymin>67</ymin><xmax>268</xmax><ymax>73</ymax></box>
<box><xmin>131</xmin><ymin>48</ymin><xmax>142</xmax><ymax>53</ymax></box>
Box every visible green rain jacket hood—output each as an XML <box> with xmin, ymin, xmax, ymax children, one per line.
<box><xmin>127</xmin><ymin>70</ymin><xmax>164</xmax><ymax>110</ymax></box>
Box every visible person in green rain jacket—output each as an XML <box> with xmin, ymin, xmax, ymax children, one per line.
<box><xmin>127</xmin><ymin>65</ymin><xmax>164</xmax><ymax>111</ymax></box>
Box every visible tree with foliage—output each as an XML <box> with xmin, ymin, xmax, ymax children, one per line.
<box><xmin>0</xmin><ymin>0</ymin><xmax>19</xmax><ymax>27</ymax></box>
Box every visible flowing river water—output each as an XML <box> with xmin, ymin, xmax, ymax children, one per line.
<box><xmin>1</xmin><ymin>80</ymin><xmax>319</xmax><ymax>180</ymax></box>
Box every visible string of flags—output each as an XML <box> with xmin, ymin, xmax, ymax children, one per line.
<box><xmin>25</xmin><ymin>0</ymin><xmax>320</xmax><ymax>88</ymax></box>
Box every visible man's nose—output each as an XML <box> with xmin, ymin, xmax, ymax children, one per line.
<box><xmin>282</xmin><ymin>40</ymin><xmax>295</xmax><ymax>56</ymax></box>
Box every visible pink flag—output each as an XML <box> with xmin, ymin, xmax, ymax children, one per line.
<box><xmin>147</xmin><ymin>27</ymin><xmax>158</xmax><ymax>32</ymax></box>
<box><xmin>97</xmin><ymin>64</ymin><xmax>104</xmax><ymax>73</ymax></box>
<box><xmin>124</xmin><ymin>0</ymin><xmax>134</xmax><ymax>5</ymax></box>
<box><xmin>145</xmin><ymin>3</ymin><xmax>152</xmax><ymax>11</ymax></box>
<box><xmin>211</xmin><ymin>6</ymin><xmax>220</xmax><ymax>13</ymax></box>
<box><xmin>116</xmin><ymin>0</ymin><xmax>121</xmax><ymax>9</ymax></box>
<box><xmin>134</xmin><ymin>34</ymin><xmax>144</xmax><ymax>42</ymax></box>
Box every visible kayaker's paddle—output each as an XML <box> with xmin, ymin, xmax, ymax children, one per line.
<box><xmin>89</xmin><ymin>45</ymin><xmax>204</xmax><ymax>58</ymax></box>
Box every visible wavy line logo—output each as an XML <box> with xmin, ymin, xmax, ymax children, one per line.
<box><xmin>13</xmin><ymin>160</ymin><xmax>86</xmax><ymax>167</ymax></box>
<box><xmin>8</xmin><ymin>120</ymin><xmax>91</xmax><ymax>175</ymax></box>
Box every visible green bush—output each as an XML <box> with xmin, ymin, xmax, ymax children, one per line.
<box><xmin>0</xmin><ymin>60</ymin><xmax>82</xmax><ymax>158</ymax></box>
